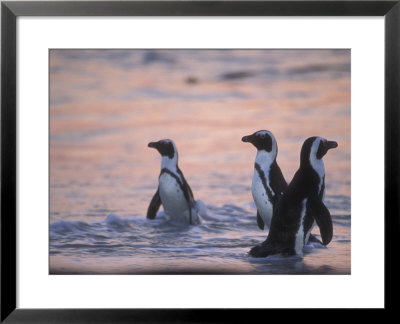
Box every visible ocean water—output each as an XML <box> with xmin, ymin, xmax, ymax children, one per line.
<box><xmin>50</xmin><ymin>49</ymin><xmax>351</xmax><ymax>274</ymax></box>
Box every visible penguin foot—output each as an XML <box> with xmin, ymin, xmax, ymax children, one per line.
<box><xmin>249</xmin><ymin>242</ymin><xmax>276</xmax><ymax>258</ymax></box>
<box><xmin>249</xmin><ymin>245</ymin><xmax>262</xmax><ymax>257</ymax></box>
<box><xmin>249</xmin><ymin>241</ymin><xmax>297</xmax><ymax>258</ymax></box>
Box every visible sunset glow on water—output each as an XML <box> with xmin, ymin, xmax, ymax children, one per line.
<box><xmin>50</xmin><ymin>49</ymin><xmax>350</xmax><ymax>274</ymax></box>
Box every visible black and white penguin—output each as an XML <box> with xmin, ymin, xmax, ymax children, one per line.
<box><xmin>242</xmin><ymin>130</ymin><xmax>287</xmax><ymax>230</ymax></box>
<box><xmin>147</xmin><ymin>139</ymin><xmax>200</xmax><ymax>225</ymax></box>
<box><xmin>249</xmin><ymin>136</ymin><xmax>338</xmax><ymax>258</ymax></box>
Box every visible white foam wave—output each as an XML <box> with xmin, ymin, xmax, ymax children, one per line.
<box><xmin>105</xmin><ymin>213</ymin><xmax>130</xmax><ymax>227</ymax></box>
<box><xmin>195</xmin><ymin>200</ymin><xmax>208</xmax><ymax>217</ymax></box>
<box><xmin>50</xmin><ymin>219</ymin><xmax>90</xmax><ymax>234</ymax></box>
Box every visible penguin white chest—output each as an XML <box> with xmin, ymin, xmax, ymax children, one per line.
<box><xmin>158</xmin><ymin>172</ymin><xmax>190</xmax><ymax>221</ymax></box>
<box><xmin>251</xmin><ymin>172</ymin><xmax>274</xmax><ymax>228</ymax></box>
<box><xmin>310</xmin><ymin>156</ymin><xmax>325</xmax><ymax>193</ymax></box>
<box><xmin>295</xmin><ymin>198</ymin><xmax>308</xmax><ymax>255</ymax></box>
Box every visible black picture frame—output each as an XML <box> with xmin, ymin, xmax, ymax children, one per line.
<box><xmin>1</xmin><ymin>0</ymin><xmax>398</xmax><ymax>322</ymax></box>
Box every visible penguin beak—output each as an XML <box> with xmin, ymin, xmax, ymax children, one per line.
<box><xmin>317</xmin><ymin>140</ymin><xmax>338</xmax><ymax>159</ymax></box>
<box><xmin>148</xmin><ymin>141</ymin><xmax>159</xmax><ymax>149</ymax></box>
<box><xmin>241</xmin><ymin>135</ymin><xmax>251</xmax><ymax>143</ymax></box>
<box><xmin>326</xmin><ymin>141</ymin><xmax>338</xmax><ymax>150</ymax></box>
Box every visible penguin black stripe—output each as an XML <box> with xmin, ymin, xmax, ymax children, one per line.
<box><xmin>160</xmin><ymin>168</ymin><xmax>185</xmax><ymax>193</ymax></box>
<box><xmin>254</xmin><ymin>162</ymin><xmax>274</xmax><ymax>203</ymax></box>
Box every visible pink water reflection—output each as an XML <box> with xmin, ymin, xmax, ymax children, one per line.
<box><xmin>50</xmin><ymin>50</ymin><xmax>350</xmax><ymax>274</ymax></box>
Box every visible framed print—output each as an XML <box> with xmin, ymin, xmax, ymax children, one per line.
<box><xmin>1</xmin><ymin>0</ymin><xmax>399</xmax><ymax>322</ymax></box>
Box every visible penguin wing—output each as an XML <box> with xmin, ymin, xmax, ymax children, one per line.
<box><xmin>270</xmin><ymin>161</ymin><xmax>288</xmax><ymax>195</ymax></box>
<box><xmin>309</xmin><ymin>198</ymin><xmax>333</xmax><ymax>246</ymax></box>
<box><xmin>256</xmin><ymin>211</ymin><xmax>265</xmax><ymax>230</ymax></box>
<box><xmin>176</xmin><ymin>167</ymin><xmax>197</xmax><ymax>225</ymax></box>
<box><xmin>147</xmin><ymin>188</ymin><xmax>162</xmax><ymax>219</ymax></box>
<box><xmin>177</xmin><ymin>167</ymin><xmax>195</xmax><ymax>207</ymax></box>
<box><xmin>308</xmin><ymin>234</ymin><xmax>323</xmax><ymax>244</ymax></box>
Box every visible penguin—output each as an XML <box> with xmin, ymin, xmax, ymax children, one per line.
<box><xmin>147</xmin><ymin>139</ymin><xmax>200</xmax><ymax>225</ymax></box>
<box><xmin>242</xmin><ymin>130</ymin><xmax>287</xmax><ymax>230</ymax></box>
<box><xmin>249</xmin><ymin>136</ymin><xmax>338</xmax><ymax>258</ymax></box>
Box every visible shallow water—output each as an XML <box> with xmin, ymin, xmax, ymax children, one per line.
<box><xmin>50</xmin><ymin>49</ymin><xmax>351</xmax><ymax>274</ymax></box>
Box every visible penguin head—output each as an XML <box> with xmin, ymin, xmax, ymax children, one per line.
<box><xmin>300</xmin><ymin>136</ymin><xmax>338</xmax><ymax>165</ymax></box>
<box><xmin>242</xmin><ymin>130</ymin><xmax>277</xmax><ymax>155</ymax></box>
<box><xmin>148</xmin><ymin>139</ymin><xmax>177</xmax><ymax>159</ymax></box>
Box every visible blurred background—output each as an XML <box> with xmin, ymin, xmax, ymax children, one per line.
<box><xmin>49</xmin><ymin>49</ymin><xmax>350</xmax><ymax>274</ymax></box>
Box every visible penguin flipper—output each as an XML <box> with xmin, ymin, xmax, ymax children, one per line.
<box><xmin>270</xmin><ymin>161</ymin><xmax>288</xmax><ymax>197</ymax></box>
<box><xmin>256</xmin><ymin>211</ymin><xmax>265</xmax><ymax>230</ymax></box>
<box><xmin>147</xmin><ymin>188</ymin><xmax>162</xmax><ymax>219</ymax></box>
<box><xmin>177</xmin><ymin>167</ymin><xmax>197</xmax><ymax>225</ymax></box>
<box><xmin>307</xmin><ymin>234</ymin><xmax>323</xmax><ymax>245</ymax></box>
<box><xmin>310</xmin><ymin>199</ymin><xmax>333</xmax><ymax>246</ymax></box>
<box><xmin>177</xmin><ymin>167</ymin><xmax>195</xmax><ymax>205</ymax></box>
